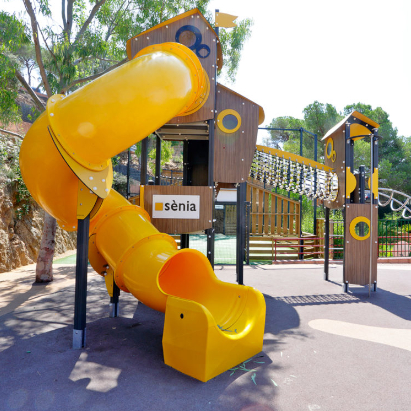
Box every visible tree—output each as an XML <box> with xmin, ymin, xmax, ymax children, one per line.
<box><xmin>344</xmin><ymin>103</ymin><xmax>411</xmax><ymax>194</ymax></box>
<box><xmin>1</xmin><ymin>1</ymin><xmax>252</xmax><ymax>281</ymax></box>
<box><xmin>264</xmin><ymin>101</ymin><xmax>343</xmax><ymax>161</ymax></box>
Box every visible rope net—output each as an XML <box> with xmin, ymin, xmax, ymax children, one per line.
<box><xmin>250</xmin><ymin>148</ymin><xmax>339</xmax><ymax>202</ymax></box>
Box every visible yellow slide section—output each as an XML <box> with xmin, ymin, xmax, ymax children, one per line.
<box><xmin>19</xmin><ymin>43</ymin><xmax>265</xmax><ymax>382</ymax></box>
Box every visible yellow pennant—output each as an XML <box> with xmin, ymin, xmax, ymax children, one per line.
<box><xmin>215</xmin><ymin>12</ymin><xmax>237</xmax><ymax>28</ymax></box>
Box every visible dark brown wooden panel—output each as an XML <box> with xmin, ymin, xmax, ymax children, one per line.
<box><xmin>214</xmin><ymin>84</ymin><xmax>260</xmax><ymax>183</ymax></box>
<box><xmin>142</xmin><ymin>185</ymin><xmax>212</xmax><ymax>234</ymax></box>
<box><xmin>344</xmin><ymin>203</ymin><xmax>378</xmax><ymax>285</ymax></box>
<box><xmin>128</xmin><ymin>11</ymin><xmax>217</xmax><ymax>124</ymax></box>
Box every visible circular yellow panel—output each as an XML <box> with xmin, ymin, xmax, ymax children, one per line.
<box><xmin>217</xmin><ymin>109</ymin><xmax>242</xmax><ymax>134</ymax></box>
<box><xmin>326</xmin><ymin>138</ymin><xmax>336</xmax><ymax>162</ymax></box>
<box><xmin>349</xmin><ymin>216</ymin><xmax>371</xmax><ymax>241</ymax></box>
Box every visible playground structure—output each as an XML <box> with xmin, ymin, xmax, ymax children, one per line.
<box><xmin>17</xmin><ymin>6</ymin><xmax>411</xmax><ymax>383</ymax></box>
<box><xmin>19</xmin><ymin>9</ymin><xmax>266</xmax><ymax>382</ymax></box>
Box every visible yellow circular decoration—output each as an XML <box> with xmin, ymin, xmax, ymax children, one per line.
<box><xmin>349</xmin><ymin>216</ymin><xmax>371</xmax><ymax>241</ymax></box>
<box><xmin>217</xmin><ymin>109</ymin><xmax>242</xmax><ymax>134</ymax></box>
<box><xmin>326</xmin><ymin>138</ymin><xmax>336</xmax><ymax>163</ymax></box>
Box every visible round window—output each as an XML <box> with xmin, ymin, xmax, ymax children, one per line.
<box><xmin>349</xmin><ymin>216</ymin><xmax>371</xmax><ymax>241</ymax></box>
<box><xmin>217</xmin><ymin>109</ymin><xmax>242</xmax><ymax>134</ymax></box>
<box><xmin>327</xmin><ymin>140</ymin><xmax>332</xmax><ymax>156</ymax></box>
<box><xmin>354</xmin><ymin>221</ymin><xmax>369</xmax><ymax>237</ymax></box>
<box><xmin>222</xmin><ymin>114</ymin><xmax>238</xmax><ymax>130</ymax></box>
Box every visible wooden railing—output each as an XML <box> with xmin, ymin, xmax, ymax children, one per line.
<box><xmin>247</xmin><ymin>180</ymin><xmax>300</xmax><ymax>236</ymax></box>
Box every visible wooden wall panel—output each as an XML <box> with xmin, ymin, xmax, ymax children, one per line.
<box><xmin>344</xmin><ymin>204</ymin><xmax>378</xmax><ymax>285</ymax></box>
<box><xmin>214</xmin><ymin>84</ymin><xmax>260</xmax><ymax>183</ymax></box>
<box><xmin>324</xmin><ymin>126</ymin><xmax>346</xmax><ymax>209</ymax></box>
<box><xmin>246</xmin><ymin>183</ymin><xmax>300</xmax><ymax>237</ymax></box>
<box><xmin>142</xmin><ymin>185</ymin><xmax>212</xmax><ymax>234</ymax></box>
<box><xmin>128</xmin><ymin>12</ymin><xmax>217</xmax><ymax>124</ymax></box>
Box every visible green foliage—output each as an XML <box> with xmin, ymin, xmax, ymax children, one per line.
<box><xmin>112</xmin><ymin>170</ymin><xmax>127</xmax><ymax>196</ymax></box>
<box><xmin>218</xmin><ymin>18</ymin><xmax>253</xmax><ymax>82</ymax></box>
<box><xmin>266</xmin><ymin>101</ymin><xmax>411</xmax><ymax>195</ymax></box>
<box><xmin>344</xmin><ymin>103</ymin><xmax>411</xmax><ymax>193</ymax></box>
<box><xmin>0</xmin><ymin>11</ymin><xmax>30</xmax><ymax>125</ymax></box>
<box><xmin>148</xmin><ymin>137</ymin><xmax>174</xmax><ymax>174</ymax></box>
<box><xmin>0</xmin><ymin>138</ymin><xmax>32</xmax><ymax>219</ymax></box>
<box><xmin>264</xmin><ymin>101</ymin><xmax>343</xmax><ymax>161</ymax></box>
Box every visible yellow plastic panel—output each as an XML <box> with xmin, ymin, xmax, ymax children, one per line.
<box><xmin>77</xmin><ymin>180</ymin><xmax>99</xmax><ymax>219</ymax></box>
<box><xmin>19</xmin><ymin>113</ymin><xmax>80</xmax><ymax>231</ymax></box>
<box><xmin>46</xmin><ymin>43</ymin><xmax>205</xmax><ymax>171</ymax></box>
<box><xmin>163</xmin><ymin>288</ymin><xmax>265</xmax><ymax>381</ymax></box>
<box><xmin>346</xmin><ymin>166</ymin><xmax>357</xmax><ymax>198</ymax></box>
<box><xmin>349</xmin><ymin>216</ymin><xmax>371</xmax><ymax>241</ymax></box>
<box><xmin>367</xmin><ymin>168</ymin><xmax>379</xmax><ymax>199</ymax></box>
<box><xmin>50</xmin><ymin>126</ymin><xmax>113</xmax><ymax>199</ymax></box>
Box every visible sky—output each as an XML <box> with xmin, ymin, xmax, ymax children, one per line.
<box><xmin>2</xmin><ymin>0</ymin><xmax>411</xmax><ymax>142</ymax></box>
<box><xmin>208</xmin><ymin>0</ymin><xmax>411</xmax><ymax>143</ymax></box>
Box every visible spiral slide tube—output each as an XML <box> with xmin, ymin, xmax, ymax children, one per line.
<box><xmin>19</xmin><ymin>43</ymin><xmax>266</xmax><ymax>382</ymax></box>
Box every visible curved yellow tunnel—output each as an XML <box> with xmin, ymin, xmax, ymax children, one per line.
<box><xmin>19</xmin><ymin>42</ymin><xmax>265</xmax><ymax>382</ymax></box>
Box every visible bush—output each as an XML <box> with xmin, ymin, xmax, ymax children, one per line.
<box><xmin>0</xmin><ymin>137</ymin><xmax>32</xmax><ymax>219</ymax></box>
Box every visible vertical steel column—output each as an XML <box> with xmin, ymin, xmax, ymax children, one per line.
<box><xmin>180</xmin><ymin>140</ymin><xmax>189</xmax><ymax>249</ymax></box>
<box><xmin>313</xmin><ymin>133</ymin><xmax>318</xmax><ymax>234</ymax></box>
<box><xmin>155</xmin><ymin>135</ymin><xmax>161</xmax><ymax>185</ymax></box>
<box><xmin>324</xmin><ymin>207</ymin><xmax>330</xmax><ymax>281</ymax></box>
<box><xmin>140</xmin><ymin>137</ymin><xmax>148</xmax><ymax>186</ymax></box>
<box><xmin>206</xmin><ymin>119</ymin><xmax>215</xmax><ymax>268</ymax></box>
<box><xmin>236</xmin><ymin>182</ymin><xmax>246</xmax><ymax>285</ymax></box>
<box><xmin>246</xmin><ymin>200</ymin><xmax>250</xmax><ymax>265</ymax></box>
<box><xmin>73</xmin><ymin>215</ymin><xmax>90</xmax><ymax>349</ymax></box>
<box><xmin>126</xmin><ymin>148</ymin><xmax>131</xmax><ymax>199</ymax></box>
<box><xmin>109</xmin><ymin>281</ymin><xmax>120</xmax><ymax>318</ymax></box>
<box><xmin>299</xmin><ymin>127</ymin><xmax>303</xmax><ymax>259</ymax></box>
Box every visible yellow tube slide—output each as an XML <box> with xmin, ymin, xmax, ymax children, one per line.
<box><xmin>19</xmin><ymin>43</ymin><xmax>265</xmax><ymax>382</ymax></box>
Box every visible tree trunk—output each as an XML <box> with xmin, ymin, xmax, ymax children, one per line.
<box><xmin>35</xmin><ymin>212</ymin><xmax>57</xmax><ymax>282</ymax></box>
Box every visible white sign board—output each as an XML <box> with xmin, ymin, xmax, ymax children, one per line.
<box><xmin>152</xmin><ymin>195</ymin><xmax>200</xmax><ymax>219</ymax></box>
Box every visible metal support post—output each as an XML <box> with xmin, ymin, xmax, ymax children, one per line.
<box><xmin>324</xmin><ymin>207</ymin><xmax>330</xmax><ymax>281</ymax></box>
<box><xmin>109</xmin><ymin>281</ymin><xmax>120</xmax><ymax>318</ymax></box>
<box><xmin>206</xmin><ymin>119</ymin><xmax>215</xmax><ymax>268</ymax></box>
<box><xmin>155</xmin><ymin>135</ymin><xmax>161</xmax><ymax>185</ymax></box>
<box><xmin>313</xmin><ymin>133</ymin><xmax>318</xmax><ymax>234</ymax></box>
<box><xmin>141</xmin><ymin>137</ymin><xmax>148</xmax><ymax>186</ymax></box>
<box><xmin>299</xmin><ymin>128</ymin><xmax>303</xmax><ymax>259</ymax></box>
<box><xmin>236</xmin><ymin>182</ymin><xmax>246</xmax><ymax>285</ymax></box>
<box><xmin>180</xmin><ymin>234</ymin><xmax>189</xmax><ymax>249</ymax></box>
<box><xmin>126</xmin><ymin>148</ymin><xmax>131</xmax><ymax>199</ymax></box>
<box><xmin>73</xmin><ymin>215</ymin><xmax>90</xmax><ymax>349</ymax></box>
<box><xmin>181</xmin><ymin>140</ymin><xmax>190</xmax><ymax>249</ymax></box>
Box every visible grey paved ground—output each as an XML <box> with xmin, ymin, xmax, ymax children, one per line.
<box><xmin>0</xmin><ymin>262</ymin><xmax>410</xmax><ymax>411</ymax></box>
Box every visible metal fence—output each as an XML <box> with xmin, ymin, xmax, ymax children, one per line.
<box><xmin>379</xmin><ymin>219</ymin><xmax>411</xmax><ymax>257</ymax></box>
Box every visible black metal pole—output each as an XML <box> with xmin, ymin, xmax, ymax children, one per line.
<box><xmin>206</xmin><ymin>119</ymin><xmax>215</xmax><ymax>268</ymax></box>
<box><xmin>126</xmin><ymin>148</ymin><xmax>131</xmax><ymax>199</ymax></box>
<box><xmin>180</xmin><ymin>140</ymin><xmax>189</xmax><ymax>249</ymax></box>
<box><xmin>313</xmin><ymin>133</ymin><xmax>318</xmax><ymax>234</ymax></box>
<box><xmin>324</xmin><ymin>207</ymin><xmax>330</xmax><ymax>281</ymax></box>
<box><xmin>141</xmin><ymin>137</ymin><xmax>148</xmax><ymax>186</ymax></box>
<box><xmin>109</xmin><ymin>280</ymin><xmax>120</xmax><ymax>318</ymax></box>
<box><xmin>236</xmin><ymin>182</ymin><xmax>246</xmax><ymax>285</ymax></box>
<box><xmin>73</xmin><ymin>215</ymin><xmax>90</xmax><ymax>349</ymax></box>
<box><xmin>246</xmin><ymin>200</ymin><xmax>250</xmax><ymax>265</ymax></box>
<box><xmin>299</xmin><ymin>127</ymin><xmax>303</xmax><ymax>259</ymax></box>
<box><xmin>155</xmin><ymin>135</ymin><xmax>161</xmax><ymax>185</ymax></box>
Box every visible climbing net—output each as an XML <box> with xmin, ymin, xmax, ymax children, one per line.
<box><xmin>250</xmin><ymin>148</ymin><xmax>339</xmax><ymax>202</ymax></box>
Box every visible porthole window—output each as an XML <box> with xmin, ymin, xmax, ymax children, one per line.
<box><xmin>349</xmin><ymin>216</ymin><xmax>371</xmax><ymax>241</ymax></box>
<box><xmin>217</xmin><ymin>109</ymin><xmax>242</xmax><ymax>134</ymax></box>
<box><xmin>355</xmin><ymin>221</ymin><xmax>369</xmax><ymax>237</ymax></box>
